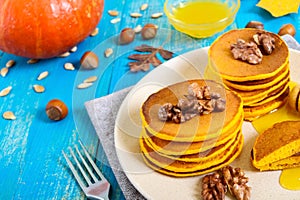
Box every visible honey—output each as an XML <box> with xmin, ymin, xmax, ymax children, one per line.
<box><xmin>166</xmin><ymin>1</ymin><xmax>236</xmax><ymax>38</ymax></box>
<box><xmin>172</xmin><ymin>1</ymin><xmax>230</xmax><ymax>24</ymax></box>
<box><xmin>251</xmin><ymin>102</ymin><xmax>300</xmax><ymax>133</ymax></box>
<box><xmin>280</xmin><ymin>168</ymin><xmax>300</xmax><ymax>190</ymax></box>
<box><xmin>252</xmin><ymin>83</ymin><xmax>300</xmax><ymax>190</ymax></box>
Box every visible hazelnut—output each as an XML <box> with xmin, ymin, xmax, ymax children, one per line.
<box><xmin>288</xmin><ymin>85</ymin><xmax>300</xmax><ymax>112</ymax></box>
<box><xmin>80</xmin><ymin>51</ymin><xmax>99</xmax><ymax>69</ymax></box>
<box><xmin>245</xmin><ymin>21</ymin><xmax>264</xmax><ymax>29</ymax></box>
<box><xmin>119</xmin><ymin>28</ymin><xmax>135</xmax><ymax>44</ymax></box>
<box><xmin>46</xmin><ymin>99</ymin><xmax>68</xmax><ymax>121</ymax></box>
<box><xmin>141</xmin><ymin>24</ymin><xmax>157</xmax><ymax>40</ymax></box>
<box><xmin>278</xmin><ymin>24</ymin><xmax>296</xmax><ymax>37</ymax></box>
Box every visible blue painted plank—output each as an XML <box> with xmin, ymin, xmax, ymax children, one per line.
<box><xmin>0</xmin><ymin>4</ymin><xmax>123</xmax><ymax>200</ymax></box>
<box><xmin>237</xmin><ymin>0</ymin><xmax>300</xmax><ymax>42</ymax></box>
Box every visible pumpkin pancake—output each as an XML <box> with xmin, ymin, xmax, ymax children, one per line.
<box><xmin>141</xmin><ymin>116</ymin><xmax>242</xmax><ymax>155</ymax></box>
<box><xmin>222</xmin><ymin>65</ymin><xmax>289</xmax><ymax>91</ymax></box>
<box><xmin>248</xmin><ymin>83</ymin><xmax>289</xmax><ymax>107</ymax></box>
<box><xmin>141</xmin><ymin>131</ymin><xmax>241</xmax><ymax>163</ymax></box>
<box><xmin>140</xmin><ymin>131</ymin><xmax>243</xmax><ymax>173</ymax></box>
<box><xmin>141</xmin><ymin>106</ymin><xmax>243</xmax><ymax>142</ymax></box>
<box><xmin>224</xmin><ymin>64</ymin><xmax>289</xmax><ymax>86</ymax></box>
<box><xmin>141</xmin><ymin>133</ymin><xmax>244</xmax><ymax>177</ymax></box>
<box><xmin>141</xmin><ymin>79</ymin><xmax>243</xmax><ymax>142</ymax></box>
<box><xmin>231</xmin><ymin>74</ymin><xmax>289</xmax><ymax>105</ymax></box>
<box><xmin>252</xmin><ymin>121</ymin><xmax>300</xmax><ymax>170</ymax></box>
<box><xmin>251</xmin><ymin>152</ymin><xmax>300</xmax><ymax>171</ymax></box>
<box><xmin>208</xmin><ymin>28</ymin><xmax>289</xmax><ymax>82</ymax></box>
<box><xmin>244</xmin><ymin>89</ymin><xmax>289</xmax><ymax>121</ymax></box>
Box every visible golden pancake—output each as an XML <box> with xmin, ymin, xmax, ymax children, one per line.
<box><xmin>251</xmin><ymin>153</ymin><xmax>300</xmax><ymax>171</ymax></box>
<box><xmin>141</xmin><ymin>133</ymin><xmax>244</xmax><ymax>177</ymax></box>
<box><xmin>142</xmin><ymin>130</ymin><xmax>240</xmax><ymax>163</ymax></box>
<box><xmin>208</xmin><ymin>28</ymin><xmax>289</xmax><ymax>82</ymax></box>
<box><xmin>141</xmin><ymin>79</ymin><xmax>243</xmax><ymax>142</ymax></box>
<box><xmin>140</xmin><ymin>131</ymin><xmax>242</xmax><ymax>173</ymax></box>
<box><xmin>224</xmin><ymin>64</ymin><xmax>289</xmax><ymax>86</ymax></box>
<box><xmin>230</xmin><ymin>74</ymin><xmax>289</xmax><ymax>106</ymax></box>
<box><xmin>248</xmin><ymin>83</ymin><xmax>289</xmax><ymax>107</ymax></box>
<box><xmin>244</xmin><ymin>89</ymin><xmax>289</xmax><ymax>121</ymax></box>
<box><xmin>141</xmin><ymin>116</ymin><xmax>242</xmax><ymax>155</ymax></box>
<box><xmin>252</xmin><ymin>121</ymin><xmax>300</xmax><ymax>169</ymax></box>
<box><xmin>222</xmin><ymin>66</ymin><xmax>289</xmax><ymax>91</ymax></box>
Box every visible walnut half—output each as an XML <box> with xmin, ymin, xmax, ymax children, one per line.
<box><xmin>158</xmin><ymin>83</ymin><xmax>225</xmax><ymax>123</ymax></box>
<box><xmin>230</xmin><ymin>39</ymin><xmax>263</xmax><ymax>64</ymax></box>
<box><xmin>253</xmin><ymin>33</ymin><xmax>275</xmax><ymax>55</ymax></box>
<box><xmin>220</xmin><ymin>166</ymin><xmax>251</xmax><ymax>200</ymax></box>
<box><xmin>201</xmin><ymin>166</ymin><xmax>251</xmax><ymax>200</ymax></box>
<box><xmin>201</xmin><ymin>172</ymin><xmax>227</xmax><ymax>200</ymax></box>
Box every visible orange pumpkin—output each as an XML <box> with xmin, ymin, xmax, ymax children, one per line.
<box><xmin>0</xmin><ymin>0</ymin><xmax>104</xmax><ymax>58</ymax></box>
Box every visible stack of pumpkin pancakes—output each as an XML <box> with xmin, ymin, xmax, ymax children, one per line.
<box><xmin>139</xmin><ymin>79</ymin><xmax>244</xmax><ymax>177</ymax></box>
<box><xmin>208</xmin><ymin>28</ymin><xmax>290</xmax><ymax>121</ymax></box>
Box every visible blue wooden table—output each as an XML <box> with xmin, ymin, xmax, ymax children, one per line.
<box><xmin>0</xmin><ymin>0</ymin><xmax>299</xmax><ymax>199</ymax></box>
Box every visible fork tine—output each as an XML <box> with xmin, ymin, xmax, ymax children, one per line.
<box><xmin>62</xmin><ymin>150</ymin><xmax>86</xmax><ymax>190</ymax></box>
<box><xmin>69</xmin><ymin>147</ymin><xmax>92</xmax><ymax>186</ymax></box>
<box><xmin>79</xmin><ymin>140</ymin><xmax>106</xmax><ymax>180</ymax></box>
<box><xmin>75</xmin><ymin>145</ymin><xmax>98</xmax><ymax>182</ymax></box>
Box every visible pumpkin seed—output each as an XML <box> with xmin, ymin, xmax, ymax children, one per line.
<box><xmin>77</xmin><ymin>82</ymin><xmax>93</xmax><ymax>89</ymax></box>
<box><xmin>104</xmin><ymin>48</ymin><xmax>113</xmax><ymax>58</ymax></box>
<box><xmin>33</xmin><ymin>84</ymin><xmax>45</xmax><ymax>93</ymax></box>
<box><xmin>27</xmin><ymin>58</ymin><xmax>39</xmax><ymax>64</ymax></box>
<box><xmin>110</xmin><ymin>17</ymin><xmax>121</xmax><ymax>24</ymax></box>
<box><xmin>130</xmin><ymin>13</ymin><xmax>142</xmax><ymax>18</ymax></box>
<box><xmin>84</xmin><ymin>76</ymin><xmax>98</xmax><ymax>83</ymax></box>
<box><xmin>90</xmin><ymin>28</ymin><xmax>99</xmax><ymax>37</ymax></box>
<box><xmin>0</xmin><ymin>86</ymin><xmax>12</xmax><ymax>97</ymax></box>
<box><xmin>134</xmin><ymin>25</ymin><xmax>142</xmax><ymax>33</ymax></box>
<box><xmin>108</xmin><ymin>10</ymin><xmax>119</xmax><ymax>16</ymax></box>
<box><xmin>6</xmin><ymin>60</ymin><xmax>16</xmax><ymax>68</ymax></box>
<box><xmin>3</xmin><ymin>111</ymin><xmax>16</xmax><ymax>120</ymax></box>
<box><xmin>70</xmin><ymin>46</ymin><xmax>77</xmax><ymax>53</ymax></box>
<box><xmin>37</xmin><ymin>71</ymin><xmax>49</xmax><ymax>80</ymax></box>
<box><xmin>64</xmin><ymin>63</ymin><xmax>75</xmax><ymax>71</ymax></box>
<box><xmin>0</xmin><ymin>67</ymin><xmax>8</xmax><ymax>77</ymax></box>
<box><xmin>140</xmin><ymin>3</ymin><xmax>148</xmax><ymax>11</ymax></box>
<box><xmin>58</xmin><ymin>52</ymin><xmax>71</xmax><ymax>58</ymax></box>
<box><xmin>151</xmin><ymin>12</ymin><xmax>163</xmax><ymax>18</ymax></box>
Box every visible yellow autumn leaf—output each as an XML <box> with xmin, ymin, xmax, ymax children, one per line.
<box><xmin>256</xmin><ymin>0</ymin><xmax>300</xmax><ymax>17</ymax></box>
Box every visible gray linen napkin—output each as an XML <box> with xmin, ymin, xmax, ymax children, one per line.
<box><xmin>84</xmin><ymin>34</ymin><xmax>298</xmax><ymax>200</ymax></box>
<box><xmin>85</xmin><ymin>87</ymin><xmax>146</xmax><ymax>200</ymax></box>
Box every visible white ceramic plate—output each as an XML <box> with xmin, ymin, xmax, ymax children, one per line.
<box><xmin>114</xmin><ymin>47</ymin><xmax>300</xmax><ymax>199</ymax></box>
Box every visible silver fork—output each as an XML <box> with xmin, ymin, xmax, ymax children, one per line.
<box><xmin>62</xmin><ymin>141</ymin><xmax>110</xmax><ymax>200</ymax></box>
